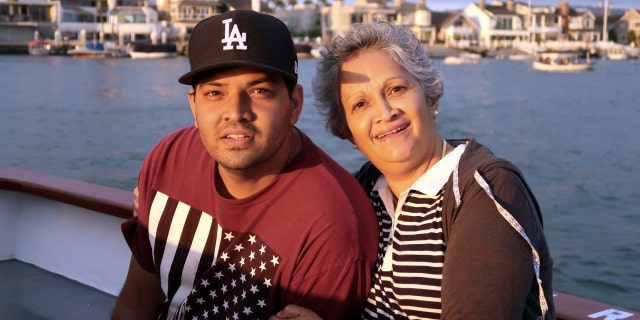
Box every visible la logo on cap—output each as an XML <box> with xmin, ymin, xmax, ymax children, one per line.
<box><xmin>221</xmin><ymin>18</ymin><xmax>247</xmax><ymax>51</ymax></box>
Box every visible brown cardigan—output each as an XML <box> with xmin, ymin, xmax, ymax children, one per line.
<box><xmin>356</xmin><ymin>138</ymin><xmax>556</xmax><ymax>319</ymax></box>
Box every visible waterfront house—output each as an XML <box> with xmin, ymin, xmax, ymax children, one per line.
<box><xmin>438</xmin><ymin>11</ymin><xmax>479</xmax><ymax>48</ymax></box>
<box><xmin>0</xmin><ymin>0</ymin><xmax>59</xmax><ymax>53</ymax></box>
<box><xmin>272</xmin><ymin>2</ymin><xmax>321</xmax><ymax>37</ymax></box>
<box><xmin>433</xmin><ymin>1</ymin><xmax>600</xmax><ymax>52</ymax></box>
<box><xmin>607</xmin><ymin>9</ymin><xmax>640</xmax><ymax>45</ymax></box>
<box><xmin>565</xmin><ymin>6</ymin><xmax>598</xmax><ymax>42</ymax></box>
<box><xmin>462</xmin><ymin>0</ymin><xmax>530</xmax><ymax>49</ymax></box>
<box><xmin>319</xmin><ymin>0</ymin><xmax>436</xmax><ymax>45</ymax></box>
<box><xmin>157</xmin><ymin>0</ymin><xmax>254</xmax><ymax>50</ymax></box>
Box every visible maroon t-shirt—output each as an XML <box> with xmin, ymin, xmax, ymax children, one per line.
<box><xmin>122</xmin><ymin>126</ymin><xmax>378</xmax><ymax>319</ymax></box>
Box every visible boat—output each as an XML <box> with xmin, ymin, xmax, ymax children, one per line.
<box><xmin>27</xmin><ymin>40</ymin><xmax>50</xmax><ymax>56</ymax></box>
<box><xmin>127</xmin><ymin>41</ymin><xmax>178</xmax><ymax>59</ymax></box>
<box><xmin>1</xmin><ymin>166</ymin><xmax>639</xmax><ymax>319</ymax></box>
<box><xmin>532</xmin><ymin>51</ymin><xmax>594</xmax><ymax>72</ymax></box>
<box><xmin>443</xmin><ymin>51</ymin><xmax>482</xmax><ymax>65</ymax></box>
<box><xmin>606</xmin><ymin>46</ymin><xmax>629</xmax><ymax>60</ymax></box>
<box><xmin>507</xmin><ymin>53</ymin><xmax>534</xmax><ymax>61</ymax></box>
<box><xmin>67</xmin><ymin>42</ymin><xmax>128</xmax><ymax>58</ymax></box>
<box><xmin>295</xmin><ymin>43</ymin><xmax>314</xmax><ymax>59</ymax></box>
<box><xmin>311</xmin><ymin>47</ymin><xmax>322</xmax><ymax>58</ymax></box>
<box><xmin>0</xmin><ymin>167</ymin><xmax>131</xmax><ymax>317</ymax></box>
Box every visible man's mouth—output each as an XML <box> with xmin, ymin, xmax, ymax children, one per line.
<box><xmin>226</xmin><ymin>134</ymin><xmax>249</xmax><ymax>139</ymax></box>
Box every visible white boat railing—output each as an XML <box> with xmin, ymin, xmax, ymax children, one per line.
<box><xmin>0</xmin><ymin>167</ymin><xmax>133</xmax><ymax>296</ymax></box>
<box><xmin>0</xmin><ymin>167</ymin><xmax>638</xmax><ymax>318</ymax></box>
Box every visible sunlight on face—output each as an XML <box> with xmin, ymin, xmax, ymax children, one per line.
<box><xmin>339</xmin><ymin>49</ymin><xmax>439</xmax><ymax>174</ymax></box>
<box><xmin>188</xmin><ymin>67</ymin><xmax>302</xmax><ymax>172</ymax></box>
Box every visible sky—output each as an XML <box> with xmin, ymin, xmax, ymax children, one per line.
<box><xmin>425</xmin><ymin>0</ymin><xmax>637</xmax><ymax>11</ymax></box>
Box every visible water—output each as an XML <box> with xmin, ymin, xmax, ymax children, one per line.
<box><xmin>1</xmin><ymin>55</ymin><xmax>639</xmax><ymax>312</ymax></box>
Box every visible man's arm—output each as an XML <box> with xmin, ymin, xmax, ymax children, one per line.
<box><xmin>111</xmin><ymin>256</ymin><xmax>166</xmax><ymax>320</ymax></box>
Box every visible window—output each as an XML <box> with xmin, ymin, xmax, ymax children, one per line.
<box><xmin>495</xmin><ymin>17</ymin><xmax>513</xmax><ymax>30</ymax></box>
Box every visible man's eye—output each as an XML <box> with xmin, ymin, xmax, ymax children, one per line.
<box><xmin>252</xmin><ymin>88</ymin><xmax>271</xmax><ymax>94</ymax></box>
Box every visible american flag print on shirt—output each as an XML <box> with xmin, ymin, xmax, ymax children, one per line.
<box><xmin>148</xmin><ymin>190</ymin><xmax>280</xmax><ymax>320</ymax></box>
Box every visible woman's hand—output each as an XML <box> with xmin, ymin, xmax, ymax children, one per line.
<box><xmin>268</xmin><ymin>305</ymin><xmax>323</xmax><ymax>320</ymax></box>
<box><xmin>133</xmin><ymin>187</ymin><xmax>139</xmax><ymax>217</ymax></box>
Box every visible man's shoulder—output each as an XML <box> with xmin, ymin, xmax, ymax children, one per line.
<box><xmin>293</xmin><ymin>130</ymin><xmax>358</xmax><ymax>183</ymax></box>
<box><xmin>149</xmin><ymin>126</ymin><xmax>201</xmax><ymax>154</ymax></box>
<box><xmin>161</xmin><ymin>126</ymin><xmax>199</xmax><ymax>143</ymax></box>
<box><xmin>142</xmin><ymin>126</ymin><xmax>209</xmax><ymax>182</ymax></box>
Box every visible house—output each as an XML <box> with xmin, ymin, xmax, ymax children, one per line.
<box><xmin>436</xmin><ymin>1</ymin><xmax>601</xmax><ymax>51</ymax></box>
<box><xmin>157</xmin><ymin>0</ymin><xmax>255</xmax><ymax>50</ymax></box>
<box><xmin>103</xmin><ymin>5</ymin><xmax>176</xmax><ymax>44</ymax></box>
<box><xmin>608</xmin><ymin>9</ymin><xmax>640</xmax><ymax>45</ymax></box>
<box><xmin>565</xmin><ymin>6</ymin><xmax>598</xmax><ymax>42</ymax></box>
<box><xmin>319</xmin><ymin>0</ymin><xmax>436</xmax><ymax>45</ymax></box>
<box><xmin>437</xmin><ymin>11</ymin><xmax>479</xmax><ymax>48</ymax></box>
<box><xmin>0</xmin><ymin>0</ymin><xmax>60</xmax><ymax>53</ymax></box>
<box><xmin>52</xmin><ymin>1</ymin><xmax>179</xmax><ymax>52</ymax></box>
<box><xmin>461</xmin><ymin>0</ymin><xmax>529</xmax><ymax>49</ymax></box>
<box><xmin>272</xmin><ymin>3</ymin><xmax>321</xmax><ymax>37</ymax></box>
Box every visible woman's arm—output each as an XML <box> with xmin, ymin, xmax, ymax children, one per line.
<box><xmin>441</xmin><ymin>168</ymin><xmax>545</xmax><ymax>319</ymax></box>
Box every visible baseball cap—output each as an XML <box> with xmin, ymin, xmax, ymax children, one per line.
<box><xmin>178</xmin><ymin>10</ymin><xmax>298</xmax><ymax>85</ymax></box>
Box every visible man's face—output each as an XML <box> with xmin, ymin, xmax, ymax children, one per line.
<box><xmin>188</xmin><ymin>67</ymin><xmax>302</xmax><ymax>172</ymax></box>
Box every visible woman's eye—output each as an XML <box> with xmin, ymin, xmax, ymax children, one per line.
<box><xmin>353</xmin><ymin>101</ymin><xmax>366</xmax><ymax>110</ymax></box>
<box><xmin>390</xmin><ymin>86</ymin><xmax>406</xmax><ymax>94</ymax></box>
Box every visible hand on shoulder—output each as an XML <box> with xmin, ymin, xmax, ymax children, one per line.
<box><xmin>268</xmin><ymin>305</ymin><xmax>323</xmax><ymax>320</ymax></box>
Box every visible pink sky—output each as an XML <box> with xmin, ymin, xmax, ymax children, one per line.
<box><xmin>425</xmin><ymin>0</ymin><xmax>636</xmax><ymax>11</ymax></box>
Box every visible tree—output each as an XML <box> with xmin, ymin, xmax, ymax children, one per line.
<box><xmin>628</xmin><ymin>30</ymin><xmax>637</xmax><ymax>45</ymax></box>
<box><xmin>608</xmin><ymin>29</ymin><xmax>617</xmax><ymax>43</ymax></box>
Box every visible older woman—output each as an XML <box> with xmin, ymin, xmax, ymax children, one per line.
<box><xmin>272</xmin><ymin>21</ymin><xmax>555</xmax><ymax>320</ymax></box>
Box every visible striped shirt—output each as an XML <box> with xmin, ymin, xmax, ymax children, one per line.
<box><xmin>363</xmin><ymin>144</ymin><xmax>466</xmax><ymax>320</ymax></box>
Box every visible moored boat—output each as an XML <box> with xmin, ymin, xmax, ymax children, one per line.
<box><xmin>27</xmin><ymin>40</ymin><xmax>50</xmax><ymax>56</ymax></box>
<box><xmin>507</xmin><ymin>53</ymin><xmax>534</xmax><ymax>61</ymax></box>
<box><xmin>443</xmin><ymin>51</ymin><xmax>482</xmax><ymax>65</ymax></box>
<box><xmin>295</xmin><ymin>43</ymin><xmax>314</xmax><ymax>59</ymax></box>
<box><xmin>310</xmin><ymin>47</ymin><xmax>322</xmax><ymax>58</ymax></box>
<box><xmin>532</xmin><ymin>51</ymin><xmax>594</xmax><ymax>72</ymax></box>
<box><xmin>606</xmin><ymin>46</ymin><xmax>629</xmax><ymax>60</ymax></box>
<box><xmin>127</xmin><ymin>41</ymin><xmax>178</xmax><ymax>59</ymax></box>
<box><xmin>1</xmin><ymin>166</ymin><xmax>639</xmax><ymax>318</ymax></box>
<box><xmin>67</xmin><ymin>42</ymin><xmax>128</xmax><ymax>58</ymax></box>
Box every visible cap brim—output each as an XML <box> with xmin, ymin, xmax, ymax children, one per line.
<box><xmin>178</xmin><ymin>61</ymin><xmax>297</xmax><ymax>85</ymax></box>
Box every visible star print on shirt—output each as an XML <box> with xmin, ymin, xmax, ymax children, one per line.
<box><xmin>175</xmin><ymin>230</ymin><xmax>281</xmax><ymax>320</ymax></box>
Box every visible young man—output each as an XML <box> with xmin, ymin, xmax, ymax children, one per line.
<box><xmin>111</xmin><ymin>10</ymin><xmax>379</xmax><ymax>320</ymax></box>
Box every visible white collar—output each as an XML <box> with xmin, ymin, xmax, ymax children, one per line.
<box><xmin>373</xmin><ymin>143</ymin><xmax>467</xmax><ymax>215</ymax></box>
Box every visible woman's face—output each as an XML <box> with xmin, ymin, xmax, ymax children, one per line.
<box><xmin>339</xmin><ymin>49</ymin><xmax>439</xmax><ymax>175</ymax></box>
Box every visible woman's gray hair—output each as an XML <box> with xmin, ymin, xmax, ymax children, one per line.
<box><xmin>312</xmin><ymin>21</ymin><xmax>444</xmax><ymax>140</ymax></box>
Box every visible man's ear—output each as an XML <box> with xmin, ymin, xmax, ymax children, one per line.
<box><xmin>188</xmin><ymin>88</ymin><xmax>198</xmax><ymax>128</ymax></box>
<box><xmin>289</xmin><ymin>84</ymin><xmax>303</xmax><ymax>126</ymax></box>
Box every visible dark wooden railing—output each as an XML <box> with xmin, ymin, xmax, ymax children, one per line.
<box><xmin>0</xmin><ymin>167</ymin><xmax>133</xmax><ymax>219</ymax></box>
